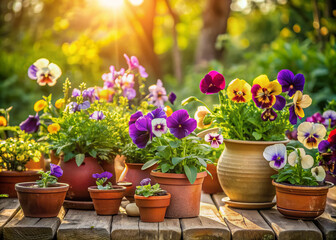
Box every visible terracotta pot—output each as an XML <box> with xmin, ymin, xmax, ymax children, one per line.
<box><xmin>25</xmin><ymin>155</ymin><xmax>45</xmax><ymax>171</ymax></box>
<box><xmin>58</xmin><ymin>156</ymin><xmax>103</xmax><ymax>201</ymax></box>
<box><xmin>88</xmin><ymin>186</ymin><xmax>126</xmax><ymax>215</ymax></box>
<box><xmin>273</xmin><ymin>181</ymin><xmax>334</xmax><ymax>220</ymax></box>
<box><xmin>15</xmin><ymin>182</ymin><xmax>69</xmax><ymax>218</ymax></box>
<box><xmin>0</xmin><ymin>170</ymin><xmax>40</xmax><ymax>197</ymax></box>
<box><xmin>151</xmin><ymin>171</ymin><xmax>206</xmax><ymax>218</ymax></box>
<box><xmin>202</xmin><ymin>163</ymin><xmax>222</xmax><ymax>194</ymax></box>
<box><xmin>217</xmin><ymin>139</ymin><xmax>289</xmax><ymax>203</ymax></box>
<box><xmin>135</xmin><ymin>193</ymin><xmax>171</xmax><ymax>222</ymax></box>
<box><xmin>118</xmin><ymin>163</ymin><xmax>157</xmax><ymax>201</ymax></box>
<box><xmin>50</xmin><ymin>150</ymin><xmax>60</xmax><ymax>165</ymax></box>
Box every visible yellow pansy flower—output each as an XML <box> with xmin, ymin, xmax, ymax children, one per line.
<box><xmin>48</xmin><ymin>123</ymin><xmax>61</xmax><ymax>134</ymax></box>
<box><xmin>55</xmin><ymin>98</ymin><xmax>65</xmax><ymax>109</ymax></box>
<box><xmin>34</xmin><ymin>100</ymin><xmax>47</xmax><ymax>112</ymax></box>
<box><xmin>227</xmin><ymin>78</ymin><xmax>252</xmax><ymax>103</ymax></box>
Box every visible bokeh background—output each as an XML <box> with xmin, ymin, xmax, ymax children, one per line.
<box><xmin>1</xmin><ymin>0</ymin><xmax>336</xmax><ymax>124</ymax></box>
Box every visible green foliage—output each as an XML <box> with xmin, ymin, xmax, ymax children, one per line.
<box><xmin>135</xmin><ymin>183</ymin><xmax>165</xmax><ymax>197</ymax></box>
<box><xmin>121</xmin><ymin>142</ymin><xmax>155</xmax><ymax>164</ymax></box>
<box><xmin>95</xmin><ymin>178</ymin><xmax>113</xmax><ymax>190</ymax></box>
<box><xmin>36</xmin><ymin>170</ymin><xmax>58</xmax><ymax>188</ymax></box>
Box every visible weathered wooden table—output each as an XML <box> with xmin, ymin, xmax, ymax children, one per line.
<box><xmin>0</xmin><ymin>193</ymin><xmax>335</xmax><ymax>240</ymax></box>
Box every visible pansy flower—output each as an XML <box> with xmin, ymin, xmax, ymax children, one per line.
<box><xmin>28</xmin><ymin>58</ymin><xmax>62</xmax><ymax>86</ymax></box>
<box><xmin>50</xmin><ymin>163</ymin><xmax>63</xmax><ymax>178</ymax></box>
<box><xmin>123</xmin><ymin>88</ymin><xmax>136</xmax><ymax>100</ymax></box>
<box><xmin>251</xmin><ymin>75</ymin><xmax>282</xmax><ymax>109</ymax></box>
<box><xmin>124</xmin><ymin>54</ymin><xmax>148</xmax><ymax>78</ymax></box>
<box><xmin>72</xmin><ymin>88</ymin><xmax>81</xmax><ymax>97</ymax></box>
<box><xmin>227</xmin><ymin>78</ymin><xmax>252</xmax><ymax>103</ymax></box>
<box><xmin>277</xmin><ymin>69</ymin><xmax>305</xmax><ymax>97</ymax></box>
<box><xmin>285</xmin><ymin>129</ymin><xmax>298</xmax><ymax>140</ymax></box>
<box><xmin>152</xmin><ymin>118</ymin><xmax>168</xmax><ymax>137</ymax></box>
<box><xmin>322</xmin><ymin>110</ymin><xmax>336</xmax><ymax>127</ymax></box>
<box><xmin>205</xmin><ymin>133</ymin><xmax>223</xmax><ymax>148</ymax></box>
<box><xmin>166</xmin><ymin>109</ymin><xmax>197</xmax><ymax>139</ymax></box>
<box><xmin>83</xmin><ymin>88</ymin><xmax>98</xmax><ymax>102</ymax></box>
<box><xmin>148</xmin><ymin>80</ymin><xmax>168</xmax><ymax>108</ymax></box>
<box><xmin>261</xmin><ymin>108</ymin><xmax>277</xmax><ymax>121</ymax></box>
<box><xmin>311</xmin><ymin>166</ymin><xmax>326</xmax><ymax>181</ymax></box>
<box><xmin>318</xmin><ymin>140</ymin><xmax>330</xmax><ymax>153</ymax></box>
<box><xmin>200</xmin><ymin>71</ymin><xmax>225</xmax><ymax>95</ymax></box>
<box><xmin>90</xmin><ymin>111</ymin><xmax>105</xmax><ymax>121</ymax></box>
<box><xmin>297</xmin><ymin>122</ymin><xmax>326</xmax><ymax>149</ymax></box>
<box><xmin>147</xmin><ymin>108</ymin><xmax>167</xmax><ymax>120</ymax></box>
<box><xmin>194</xmin><ymin>106</ymin><xmax>212</xmax><ymax>129</ymax></box>
<box><xmin>0</xmin><ymin>116</ymin><xmax>7</xmax><ymax>126</ymax></box>
<box><xmin>288</xmin><ymin>148</ymin><xmax>314</xmax><ymax>169</ymax></box>
<box><xmin>140</xmin><ymin>178</ymin><xmax>151</xmax><ymax>186</ymax></box>
<box><xmin>92</xmin><ymin>171</ymin><xmax>113</xmax><ymax>179</ymax></box>
<box><xmin>129</xmin><ymin>111</ymin><xmax>143</xmax><ymax>126</ymax></box>
<box><xmin>289</xmin><ymin>91</ymin><xmax>312</xmax><ymax>125</ymax></box>
<box><xmin>129</xmin><ymin>116</ymin><xmax>152</xmax><ymax>148</ymax></box>
<box><xmin>306</xmin><ymin>112</ymin><xmax>325</xmax><ymax>124</ymax></box>
<box><xmin>20</xmin><ymin>114</ymin><xmax>40</xmax><ymax>133</ymax></box>
<box><xmin>55</xmin><ymin>98</ymin><xmax>65</xmax><ymax>109</ymax></box>
<box><xmin>263</xmin><ymin>144</ymin><xmax>287</xmax><ymax>169</ymax></box>
<box><xmin>102</xmin><ymin>66</ymin><xmax>125</xmax><ymax>83</ymax></box>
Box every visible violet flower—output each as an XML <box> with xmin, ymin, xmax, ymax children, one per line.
<box><xmin>90</xmin><ymin>111</ymin><xmax>105</xmax><ymax>121</ymax></box>
<box><xmin>152</xmin><ymin>118</ymin><xmax>168</xmax><ymax>137</ymax></box>
<box><xmin>20</xmin><ymin>114</ymin><xmax>40</xmax><ymax>133</ymax></box>
<box><xmin>277</xmin><ymin>69</ymin><xmax>305</xmax><ymax>97</ymax></box>
<box><xmin>123</xmin><ymin>88</ymin><xmax>136</xmax><ymax>100</ymax></box>
<box><xmin>322</xmin><ymin>110</ymin><xmax>336</xmax><ymax>127</ymax></box>
<box><xmin>263</xmin><ymin>144</ymin><xmax>287</xmax><ymax>169</ymax></box>
<box><xmin>67</xmin><ymin>101</ymin><xmax>90</xmax><ymax>113</ymax></box>
<box><xmin>140</xmin><ymin>178</ymin><xmax>151</xmax><ymax>186</ymax></box>
<box><xmin>205</xmin><ymin>133</ymin><xmax>223</xmax><ymax>148</ymax></box>
<box><xmin>168</xmin><ymin>92</ymin><xmax>177</xmax><ymax>105</ymax></box>
<box><xmin>72</xmin><ymin>88</ymin><xmax>81</xmax><ymax>97</ymax></box>
<box><xmin>148</xmin><ymin>80</ymin><xmax>168</xmax><ymax>108</ymax></box>
<box><xmin>92</xmin><ymin>171</ymin><xmax>113</xmax><ymax>179</ymax></box>
<box><xmin>318</xmin><ymin>140</ymin><xmax>330</xmax><ymax>153</ymax></box>
<box><xmin>129</xmin><ymin>116</ymin><xmax>152</xmax><ymax>148</ymax></box>
<box><xmin>129</xmin><ymin>111</ymin><xmax>143</xmax><ymax>126</ymax></box>
<box><xmin>83</xmin><ymin>88</ymin><xmax>98</xmax><ymax>102</ymax></box>
<box><xmin>285</xmin><ymin>129</ymin><xmax>298</xmax><ymax>140</ymax></box>
<box><xmin>50</xmin><ymin>163</ymin><xmax>63</xmax><ymax>178</ymax></box>
<box><xmin>306</xmin><ymin>112</ymin><xmax>325</xmax><ymax>124</ymax></box>
<box><xmin>147</xmin><ymin>108</ymin><xmax>167</xmax><ymax>120</ymax></box>
<box><xmin>124</xmin><ymin>54</ymin><xmax>148</xmax><ymax>78</ymax></box>
<box><xmin>200</xmin><ymin>71</ymin><xmax>225</xmax><ymax>95</ymax></box>
<box><xmin>261</xmin><ymin>108</ymin><xmax>278</xmax><ymax>121</ymax></box>
<box><xmin>166</xmin><ymin>109</ymin><xmax>197</xmax><ymax>139</ymax></box>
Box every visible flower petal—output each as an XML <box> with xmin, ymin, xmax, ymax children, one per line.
<box><xmin>267</xmin><ymin>81</ymin><xmax>282</xmax><ymax>95</ymax></box>
<box><xmin>318</xmin><ymin>140</ymin><xmax>330</xmax><ymax>153</ymax></box>
<box><xmin>297</xmin><ymin>122</ymin><xmax>313</xmax><ymax>143</ymax></box>
<box><xmin>253</xmin><ymin>75</ymin><xmax>270</xmax><ymax>88</ymax></box>
<box><xmin>299</xmin><ymin>94</ymin><xmax>312</xmax><ymax>108</ymax></box>
<box><xmin>289</xmin><ymin>105</ymin><xmax>297</xmax><ymax>125</ymax></box>
<box><xmin>288</xmin><ymin>151</ymin><xmax>298</xmax><ymax>166</ymax></box>
<box><xmin>277</xmin><ymin>69</ymin><xmax>294</xmax><ymax>88</ymax></box>
<box><xmin>301</xmin><ymin>155</ymin><xmax>314</xmax><ymax>169</ymax></box>
<box><xmin>273</xmin><ymin>95</ymin><xmax>286</xmax><ymax>110</ymax></box>
<box><xmin>28</xmin><ymin>65</ymin><xmax>38</xmax><ymax>79</ymax></box>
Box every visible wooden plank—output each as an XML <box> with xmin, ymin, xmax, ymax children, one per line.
<box><xmin>212</xmin><ymin>193</ymin><xmax>274</xmax><ymax>240</ymax></box>
<box><xmin>57</xmin><ymin>209</ymin><xmax>111</xmax><ymax>240</ymax></box>
<box><xmin>139</xmin><ymin>221</ymin><xmax>158</xmax><ymax>240</ymax></box>
<box><xmin>111</xmin><ymin>214</ymin><xmax>139</xmax><ymax>240</ymax></box>
<box><xmin>0</xmin><ymin>198</ymin><xmax>20</xmax><ymax>240</ymax></box>
<box><xmin>180</xmin><ymin>193</ymin><xmax>230</xmax><ymax>240</ymax></box>
<box><xmin>314</xmin><ymin>204</ymin><xmax>336</xmax><ymax>240</ymax></box>
<box><xmin>4</xmin><ymin>207</ymin><xmax>65</xmax><ymax>240</ymax></box>
<box><xmin>260</xmin><ymin>208</ymin><xmax>323</xmax><ymax>240</ymax></box>
<box><xmin>158</xmin><ymin>219</ymin><xmax>181</xmax><ymax>240</ymax></box>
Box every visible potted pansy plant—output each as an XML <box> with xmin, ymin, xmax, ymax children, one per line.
<box><xmin>15</xmin><ymin>163</ymin><xmax>69</xmax><ymax>218</ymax></box>
<box><xmin>263</xmin><ymin>122</ymin><xmax>333</xmax><ymax>219</ymax></box>
<box><xmin>182</xmin><ymin>69</ymin><xmax>312</xmax><ymax>208</ymax></box>
<box><xmin>130</xmin><ymin>107</ymin><xmax>212</xmax><ymax>218</ymax></box>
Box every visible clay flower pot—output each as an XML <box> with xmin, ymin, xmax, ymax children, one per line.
<box><xmin>135</xmin><ymin>193</ymin><xmax>171</xmax><ymax>222</ymax></box>
<box><xmin>15</xmin><ymin>182</ymin><xmax>69</xmax><ymax>218</ymax></box>
<box><xmin>217</xmin><ymin>139</ymin><xmax>289</xmax><ymax>204</ymax></box>
<box><xmin>88</xmin><ymin>186</ymin><xmax>126</xmax><ymax>215</ymax></box>
<box><xmin>273</xmin><ymin>180</ymin><xmax>334</xmax><ymax>220</ymax></box>
<box><xmin>0</xmin><ymin>170</ymin><xmax>40</xmax><ymax>197</ymax></box>
<box><xmin>58</xmin><ymin>156</ymin><xmax>103</xmax><ymax>201</ymax></box>
<box><xmin>151</xmin><ymin>171</ymin><xmax>206</xmax><ymax>218</ymax></box>
<box><xmin>202</xmin><ymin>163</ymin><xmax>222</xmax><ymax>194</ymax></box>
<box><xmin>118</xmin><ymin>163</ymin><xmax>157</xmax><ymax>201</ymax></box>
<box><xmin>25</xmin><ymin>156</ymin><xmax>45</xmax><ymax>171</ymax></box>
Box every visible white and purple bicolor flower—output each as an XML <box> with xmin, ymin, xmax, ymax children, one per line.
<box><xmin>148</xmin><ymin>80</ymin><xmax>168</xmax><ymax>108</ymax></box>
<box><xmin>322</xmin><ymin>110</ymin><xmax>336</xmax><ymax>127</ymax></box>
<box><xmin>205</xmin><ymin>133</ymin><xmax>223</xmax><ymax>148</ymax></box>
<box><xmin>90</xmin><ymin>111</ymin><xmax>105</xmax><ymax>121</ymax></box>
<box><xmin>152</xmin><ymin>118</ymin><xmax>168</xmax><ymax>137</ymax></box>
<box><xmin>28</xmin><ymin>58</ymin><xmax>62</xmax><ymax>86</ymax></box>
<box><xmin>263</xmin><ymin>144</ymin><xmax>287</xmax><ymax>170</ymax></box>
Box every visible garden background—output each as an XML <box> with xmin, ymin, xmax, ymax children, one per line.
<box><xmin>1</xmin><ymin>0</ymin><xmax>335</xmax><ymax>124</ymax></box>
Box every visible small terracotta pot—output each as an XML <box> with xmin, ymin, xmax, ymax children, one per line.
<box><xmin>58</xmin><ymin>156</ymin><xmax>103</xmax><ymax>201</ymax></box>
<box><xmin>151</xmin><ymin>171</ymin><xmax>207</xmax><ymax>218</ymax></box>
<box><xmin>118</xmin><ymin>163</ymin><xmax>157</xmax><ymax>201</ymax></box>
<box><xmin>273</xmin><ymin>180</ymin><xmax>334</xmax><ymax>220</ymax></box>
<box><xmin>0</xmin><ymin>170</ymin><xmax>40</xmax><ymax>197</ymax></box>
<box><xmin>88</xmin><ymin>186</ymin><xmax>126</xmax><ymax>215</ymax></box>
<box><xmin>135</xmin><ymin>193</ymin><xmax>171</xmax><ymax>222</ymax></box>
<box><xmin>202</xmin><ymin>163</ymin><xmax>222</xmax><ymax>194</ymax></box>
<box><xmin>15</xmin><ymin>182</ymin><xmax>69</xmax><ymax>218</ymax></box>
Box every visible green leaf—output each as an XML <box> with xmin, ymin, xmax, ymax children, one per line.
<box><xmin>75</xmin><ymin>154</ymin><xmax>85</xmax><ymax>166</ymax></box>
<box><xmin>252</xmin><ymin>132</ymin><xmax>262</xmax><ymax>140</ymax></box>
<box><xmin>169</xmin><ymin>140</ymin><xmax>181</xmax><ymax>148</ymax></box>
<box><xmin>141</xmin><ymin>159</ymin><xmax>158</xmax><ymax>170</ymax></box>
<box><xmin>181</xmin><ymin>96</ymin><xmax>198</xmax><ymax>106</ymax></box>
<box><xmin>196</xmin><ymin>157</ymin><xmax>207</xmax><ymax>167</ymax></box>
<box><xmin>172</xmin><ymin>157</ymin><xmax>184</xmax><ymax>166</ymax></box>
<box><xmin>64</xmin><ymin>152</ymin><xmax>75</xmax><ymax>162</ymax></box>
<box><xmin>89</xmin><ymin>150</ymin><xmax>97</xmax><ymax>158</ymax></box>
<box><xmin>184</xmin><ymin>165</ymin><xmax>197</xmax><ymax>184</ymax></box>
<box><xmin>161</xmin><ymin>163</ymin><xmax>171</xmax><ymax>173</ymax></box>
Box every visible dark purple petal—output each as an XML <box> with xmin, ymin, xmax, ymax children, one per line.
<box><xmin>28</xmin><ymin>65</ymin><xmax>38</xmax><ymax>79</ymax></box>
<box><xmin>147</xmin><ymin>108</ymin><xmax>167</xmax><ymax>120</ymax></box>
<box><xmin>92</xmin><ymin>173</ymin><xmax>101</xmax><ymax>179</ymax></box>
<box><xmin>318</xmin><ymin>140</ymin><xmax>330</xmax><ymax>153</ymax></box>
<box><xmin>168</xmin><ymin>92</ymin><xmax>177</xmax><ymax>105</ymax></box>
<box><xmin>129</xmin><ymin>117</ymin><xmax>152</xmax><ymax>148</ymax></box>
<box><xmin>289</xmin><ymin>105</ymin><xmax>297</xmax><ymax>125</ymax></box>
<box><xmin>140</xmin><ymin>178</ymin><xmax>151</xmax><ymax>186</ymax></box>
<box><xmin>169</xmin><ymin>126</ymin><xmax>189</xmax><ymax>139</ymax></box>
<box><xmin>292</xmin><ymin>73</ymin><xmax>305</xmax><ymax>92</ymax></box>
<box><xmin>133</xmin><ymin>131</ymin><xmax>151</xmax><ymax>148</ymax></box>
<box><xmin>100</xmin><ymin>171</ymin><xmax>113</xmax><ymax>179</ymax></box>
<box><xmin>208</xmin><ymin>71</ymin><xmax>225</xmax><ymax>90</ymax></box>
<box><xmin>20</xmin><ymin>114</ymin><xmax>40</xmax><ymax>133</ymax></box>
<box><xmin>135</xmin><ymin>116</ymin><xmax>151</xmax><ymax>132</ymax></box>
<box><xmin>170</xmin><ymin>109</ymin><xmax>189</xmax><ymax>124</ymax></box>
<box><xmin>277</xmin><ymin>69</ymin><xmax>294</xmax><ymax>88</ymax></box>
<box><xmin>200</xmin><ymin>74</ymin><xmax>212</xmax><ymax>94</ymax></box>
<box><xmin>285</xmin><ymin>129</ymin><xmax>298</xmax><ymax>140</ymax></box>
<box><xmin>129</xmin><ymin>111</ymin><xmax>143</xmax><ymax>125</ymax></box>
<box><xmin>181</xmin><ymin>118</ymin><xmax>197</xmax><ymax>133</ymax></box>
<box><xmin>251</xmin><ymin>84</ymin><xmax>262</xmax><ymax>108</ymax></box>
<box><xmin>273</xmin><ymin>95</ymin><xmax>286</xmax><ymax>111</ymax></box>
<box><xmin>50</xmin><ymin>163</ymin><xmax>63</xmax><ymax>178</ymax></box>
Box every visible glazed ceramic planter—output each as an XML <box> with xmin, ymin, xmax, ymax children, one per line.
<box><xmin>118</xmin><ymin>163</ymin><xmax>157</xmax><ymax>201</ymax></box>
<box><xmin>135</xmin><ymin>193</ymin><xmax>171</xmax><ymax>222</ymax></box>
<box><xmin>88</xmin><ymin>186</ymin><xmax>126</xmax><ymax>215</ymax></box>
<box><xmin>58</xmin><ymin>156</ymin><xmax>103</xmax><ymax>201</ymax></box>
<box><xmin>273</xmin><ymin>181</ymin><xmax>334</xmax><ymax>220</ymax></box>
<box><xmin>15</xmin><ymin>182</ymin><xmax>69</xmax><ymax>218</ymax></box>
<box><xmin>151</xmin><ymin>171</ymin><xmax>206</xmax><ymax>218</ymax></box>
<box><xmin>0</xmin><ymin>170</ymin><xmax>40</xmax><ymax>197</ymax></box>
<box><xmin>202</xmin><ymin>163</ymin><xmax>223</xmax><ymax>194</ymax></box>
<box><xmin>217</xmin><ymin>139</ymin><xmax>289</xmax><ymax>203</ymax></box>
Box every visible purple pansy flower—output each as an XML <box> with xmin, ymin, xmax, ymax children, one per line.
<box><xmin>322</xmin><ymin>110</ymin><xmax>336</xmax><ymax>127</ymax></box>
<box><xmin>273</xmin><ymin>95</ymin><xmax>286</xmax><ymax>110</ymax></box>
<box><xmin>140</xmin><ymin>178</ymin><xmax>151</xmax><ymax>186</ymax></box>
<box><xmin>263</xmin><ymin>144</ymin><xmax>287</xmax><ymax>169</ymax></box>
<box><xmin>72</xmin><ymin>88</ymin><xmax>81</xmax><ymax>97</ymax></box>
<box><xmin>318</xmin><ymin>140</ymin><xmax>330</xmax><ymax>153</ymax></box>
<box><xmin>285</xmin><ymin>129</ymin><xmax>298</xmax><ymax>140</ymax></box>
<box><xmin>306</xmin><ymin>112</ymin><xmax>325</xmax><ymax>124</ymax></box>
<box><xmin>83</xmin><ymin>88</ymin><xmax>98</xmax><ymax>102</ymax></box>
<box><xmin>129</xmin><ymin>116</ymin><xmax>152</xmax><ymax>148</ymax></box>
<box><xmin>147</xmin><ymin>108</ymin><xmax>167</xmax><ymax>120</ymax></box>
<box><xmin>200</xmin><ymin>71</ymin><xmax>225</xmax><ymax>95</ymax></box>
<box><xmin>90</xmin><ymin>111</ymin><xmax>105</xmax><ymax>121</ymax></box>
<box><xmin>277</xmin><ymin>69</ymin><xmax>305</xmax><ymax>97</ymax></box>
<box><xmin>261</xmin><ymin>108</ymin><xmax>278</xmax><ymax>121</ymax></box>
<box><xmin>20</xmin><ymin>114</ymin><xmax>40</xmax><ymax>133</ymax></box>
<box><xmin>152</xmin><ymin>118</ymin><xmax>168</xmax><ymax>137</ymax></box>
<box><xmin>129</xmin><ymin>111</ymin><xmax>143</xmax><ymax>126</ymax></box>
<box><xmin>67</xmin><ymin>101</ymin><xmax>90</xmax><ymax>113</ymax></box>
<box><xmin>168</xmin><ymin>92</ymin><xmax>177</xmax><ymax>105</ymax></box>
<box><xmin>166</xmin><ymin>109</ymin><xmax>197</xmax><ymax>139</ymax></box>
<box><xmin>148</xmin><ymin>80</ymin><xmax>168</xmax><ymax>108</ymax></box>
<box><xmin>124</xmin><ymin>54</ymin><xmax>148</xmax><ymax>78</ymax></box>
<box><xmin>92</xmin><ymin>171</ymin><xmax>113</xmax><ymax>179</ymax></box>
<box><xmin>205</xmin><ymin>133</ymin><xmax>223</xmax><ymax>148</ymax></box>
<box><xmin>50</xmin><ymin>163</ymin><xmax>63</xmax><ymax>178</ymax></box>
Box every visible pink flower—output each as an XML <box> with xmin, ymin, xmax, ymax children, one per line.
<box><xmin>200</xmin><ymin>71</ymin><xmax>225</xmax><ymax>94</ymax></box>
<box><xmin>124</xmin><ymin>54</ymin><xmax>148</xmax><ymax>78</ymax></box>
<box><xmin>148</xmin><ymin>79</ymin><xmax>168</xmax><ymax>107</ymax></box>
<box><xmin>205</xmin><ymin>133</ymin><xmax>224</xmax><ymax>148</ymax></box>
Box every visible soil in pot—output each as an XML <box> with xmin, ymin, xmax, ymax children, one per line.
<box><xmin>273</xmin><ymin>180</ymin><xmax>334</xmax><ymax>220</ymax></box>
<box><xmin>15</xmin><ymin>182</ymin><xmax>69</xmax><ymax>218</ymax></box>
<box><xmin>151</xmin><ymin>171</ymin><xmax>206</xmax><ymax>218</ymax></box>
<box><xmin>202</xmin><ymin>163</ymin><xmax>222</xmax><ymax>194</ymax></box>
<box><xmin>88</xmin><ymin>186</ymin><xmax>126</xmax><ymax>215</ymax></box>
<box><xmin>135</xmin><ymin>193</ymin><xmax>171</xmax><ymax>222</ymax></box>
<box><xmin>0</xmin><ymin>170</ymin><xmax>40</xmax><ymax>197</ymax></box>
<box><xmin>118</xmin><ymin>163</ymin><xmax>157</xmax><ymax>201</ymax></box>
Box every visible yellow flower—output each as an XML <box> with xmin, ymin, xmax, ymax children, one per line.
<box><xmin>292</xmin><ymin>91</ymin><xmax>312</xmax><ymax>118</ymax></box>
<box><xmin>164</xmin><ymin>106</ymin><xmax>173</xmax><ymax>117</ymax></box>
<box><xmin>1</xmin><ymin>147</ymin><xmax>6</xmax><ymax>152</ymax></box>
<box><xmin>227</xmin><ymin>78</ymin><xmax>252</xmax><ymax>103</ymax></box>
<box><xmin>55</xmin><ymin>98</ymin><xmax>65</xmax><ymax>109</ymax></box>
<box><xmin>0</xmin><ymin>116</ymin><xmax>7</xmax><ymax>126</ymax></box>
<box><xmin>34</xmin><ymin>100</ymin><xmax>47</xmax><ymax>112</ymax></box>
<box><xmin>98</xmin><ymin>89</ymin><xmax>114</xmax><ymax>101</ymax></box>
<box><xmin>194</xmin><ymin>106</ymin><xmax>212</xmax><ymax>129</ymax></box>
<box><xmin>48</xmin><ymin>123</ymin><xmax>61</xmax><ymax>134</ymax></box>
<box><xmin>251</xmin><ymin>75</ymin><xmax>282</xmax><ymax>108</ymax></box>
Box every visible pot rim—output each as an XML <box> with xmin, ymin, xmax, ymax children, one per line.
<box><xmin>0</xmin><ymin>170</ymin><xmax>40</xmax><ymax>176</ymax></box>
<box><xmin>15</xmin><ymin>182</ymin><xmax>69</xmax><ymax>193</ymax></box>
<box><xmin>117</xmin><ymin>181</ymin><xmax>133</xmax><ymax>187</ymax></box>
<box><xmin>223</xmin><ymin>138</ymin><xmax>290</xmax><ymax>145</ymax></box>
<box><xmin>88</xmin><ymin>186</ymin><xmax>126</xmax><ymax>193</ymax></box>
<box><xmin>150</xmin><ymin>170</ymin><xmax>207</xmax><ymax>179</ymax></box>
<box><xmin>124</xmin><ymin>163</ymin><xmax>145</xmax><ymax>166</ymax></box>
<box><xmin>272</xmin><ymin>180</ymin><xmax>334</xmax><ymax>190</ymax></box>
<box><xmin>134</xmin><ymin>193</ymin><xmax>171</xmax><ymax>200</ymax></box>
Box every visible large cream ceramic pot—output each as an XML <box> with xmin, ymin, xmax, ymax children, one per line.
<box><xmin>217</xmin><ymin>139</ymin><xmax>289</xmax><ymax>203</ymax></box>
